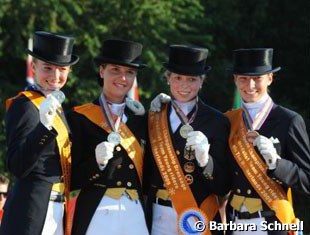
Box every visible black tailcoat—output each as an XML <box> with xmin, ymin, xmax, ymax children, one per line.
<box><xmin>67</xmin><ymin>98</ymin><xmax>147</xmax><ymax>235</ymax></box>
<box><xmin>0</xmin><ymin>90</ymin><xmax>66</xmax><ymax>235</ymax></box>
<box><xmin>144</xmin><ymin>99</ymin><xmax>232</xmax><ymax>234</ymax></box>
<box><xmin>226</xmin><ymin>105</ymin><xmax>310</xmax><ymax>235</ymax></box>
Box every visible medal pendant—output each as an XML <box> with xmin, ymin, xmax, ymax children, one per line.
<box><xmin>107</xmin><ymin>132</ymin><xmax>121</xmax><ymax>145</ymax></box>
<box><xmin>185</xmin><ymin>174</ymin><xmax>194</xmax><ymax>185</ymax></box>
<box><xmin>51</xmin><ymin>90</ymin><xmax>65</xmax><ymax>104</ymax></box>
<box><xmin>184</xmin><ymin>147</ymin><xmax>195</xmax><ymax>160</ymax></box>
<box><xmin>247</xmin><ymin>130</ymin><xmax>259</xmax><ymax>144</ymax></box>
<box><xmin>184</xmin><ymin>162</ymin><xmax>195</xmax><ymax>173</ymax></box>
<box><xmin>179</xmin><ymin>124</ymin><xmax>194</xmax><ymax>139</ymax></box>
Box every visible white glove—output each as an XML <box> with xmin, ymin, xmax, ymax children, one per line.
<box><xmin>186</xmin><ymin>131</ymin><xmax>210</xmax><ymax>167</ymax></box>
<box><xmin>149</xmin><ymin>93</ymin><xmax>171</xmax><ymax>112</ymax></box>
<box><xmin>95</xmin><ymin>141</ymin><xmax>115</xmax><ymax>168</ymax></box>
<box><xmin>39</xmin><ymin>95</ymin><xmax>61</xmax><ymax>130</ymax></box>
<box><xmin>125</xmin><ymin>98</ymin><xmax>145</xmax><ymax>115</ymax></box>
<box><xmin>253</xmin><ymin>135</ymin><xmax>281</xmax><ymax>170</ymax></box>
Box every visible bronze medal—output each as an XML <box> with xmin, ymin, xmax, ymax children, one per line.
<box><xmin>184</xmin><ymin>162</ymin><xmax>195</xmax><ymax>173</ymax></box>
<box><xmin>179</xmin><ymin>124</ymin><xmax>194</xmax><ymax>139</ymax></box>
<box><xmin>246</xmin><ymin>131</ymin><xmax>259</xmax><ymax>144</ymax></box>
<box><xmin>185</xmin><ymin>174</ymin><xmax>194</xmax><ymax>185</ymax></box>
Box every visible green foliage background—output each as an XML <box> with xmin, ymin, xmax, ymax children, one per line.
<box><xmin>0</xmin><ymin>0</ymin><xmax>309</xmax><ymax>231</ymax></box>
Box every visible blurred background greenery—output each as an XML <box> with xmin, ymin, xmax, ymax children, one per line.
<box><xmin>0</xmin><ymin>0</ymin><xmax>309</xmax><ymax>232</ymax></box>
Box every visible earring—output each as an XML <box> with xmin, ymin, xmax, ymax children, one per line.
<box><xmin>167</xmin><ymin>82</ymin><xmax>170</xmax><ymax>85</ymax></box>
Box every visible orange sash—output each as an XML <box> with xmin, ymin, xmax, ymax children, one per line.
<box><xmin>149</xmin><ymin>104</ymin><xmax>219</xmax><ymax>235</ymax></box>
<box><xmin>73</xmin><ymin>103</ymin><xmax>143</xmax><ymax>184</ymax></box>
<box><xmin>6</xmin><ymin>91</ymin><xmax>72</xmax><ymax>235</ymax></box>
<box><xmin>226</xmin><ymin>109</ymin><xmax>298</xmax><ymax>234</ymax></box>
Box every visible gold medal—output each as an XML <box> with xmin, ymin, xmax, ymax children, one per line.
<box><xmin>185</xmin><ymin>174</ymin><xmax>194</xmax><ymax>185</ymax></box>
<box><xmin>246</xmin><ymin>131</ymin><xmax>259</xmax><ymax>144</ymax></box>
<box><xmin>179</xmin><ymin>124</ymin><xmax>194</xmax><ymax>139</ymax></box>
<box><xmin>184</xmin><ymin>162</ymin><xmax>195</xmax><ymax>173</ymax></box>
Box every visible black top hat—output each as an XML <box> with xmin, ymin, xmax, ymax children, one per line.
<box><xmin>27</xmin><ymin>31</ymin><xmax>79</xmax><ymax>66</ymax></box>
<box><xmin>94</xmin><ymin>39</ymin><xmax>146</xmax><ymax>69</ymax></box>
<box><xmin>228</xmin><ymin>48</ymin><xmax>281</xmax><ymax>75</ymax></box>
<box><xmin>163</xmin><ymin>45</ymin><xmax>211</xmax><ymax>76</ymax></box>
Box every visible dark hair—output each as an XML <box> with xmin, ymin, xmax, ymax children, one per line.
<box><xmin>0</xmin><ymin>175</ymin><xmax>9</xmax><ymax>185</ymax></box>
<box><xmin>97</xmin><ymin>64</ymin><xmax>106</xmax><ymax>86</ymax></box>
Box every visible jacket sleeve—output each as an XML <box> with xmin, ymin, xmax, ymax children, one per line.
<box><xmin>5</xmin><ymin>97</ymin><xmax>57</xmax><ymax>178</ymax></box>
<box><xmin>67</xmin><ymin>110</ymin><xmax>104</xmax><ymax>191</ymax></box>
<box><xmin>268</xmin><ymin>114</ymin><xmax>310</xmax><ymax>195</ymax></box>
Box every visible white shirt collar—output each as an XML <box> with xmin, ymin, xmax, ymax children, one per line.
<box><xmin>170</xmin><ymin>98</ymin><xmax>196</xmax><ymax>133</ymax></box>
<box><xmin>242</xmin><ymin>94</ymin><xmax>269</xmax><ymax>110</ymax></box>
<box><xmin>108</xmin><ymin>102</ymin><xmax>126</xmax><ymax>116</ymax></box>
<box><xmin>173</xmin><ymin>99</ymin><xmax>196</xmax><ymax>115</ymax></box>
<box><xmin>242</xmin><ymin>94</ymin><xmax>270</xmax><ymax>121</ymax></box>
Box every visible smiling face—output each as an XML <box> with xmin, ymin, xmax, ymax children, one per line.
<box><xmin>31</xmin><ymin>59</ymin><xmax>71</xmax><ymax>94</ymax></box>
<box><xmin>167</xmin><ymin>72</ymin><xmax>203</xmax><ymax>103</ymax></box>
<box><xmin>100</xmin><ymin>64</ymin><xmax>137</xmax><ymax>103</ymax></box>
<box><xmin>234</xmin><ymin>73</ymin><xmax>273</xmax><ymax>103</ymax></box>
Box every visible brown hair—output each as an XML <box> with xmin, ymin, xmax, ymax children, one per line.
<box><xmin>0</xmin><ymin>175</ymin><xmax>9</xmax><ymax>185</ymax></box>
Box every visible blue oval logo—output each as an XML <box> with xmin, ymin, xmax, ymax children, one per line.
<box><xmin>179</xmin><ymin>209</ymin><xmax>206</xmax><ymax>234</ymax></box>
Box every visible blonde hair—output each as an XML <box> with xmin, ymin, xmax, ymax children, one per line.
<box><xmin>164</xmin><ymin>70</ymin><xmax>206</xmax><ymax>80</ymax></box>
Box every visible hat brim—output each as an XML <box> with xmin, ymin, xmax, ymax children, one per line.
<box><xmin>27</xmin><ymin>49</ymin><xmax>79</xmax><ymax>66</ymax></box>
<box><xmin>94</xmin><ymin>57</ymin><xmax>146</xmax><ymax>69</ymax></box>
<box><xmin>163</xmin><ymin>62</ymin><xmax>211</xmax><ymax>76</ymax></box>
<box><xmin>226</xmin><ymin>66</ymin><xmax>281</xmax><ymax>76</ymax></box>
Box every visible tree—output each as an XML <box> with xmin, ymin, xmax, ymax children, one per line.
<box><xmin>0</xmin><ymin>0</ymin><xmax>205</xmax><ymax>171</ymax></box>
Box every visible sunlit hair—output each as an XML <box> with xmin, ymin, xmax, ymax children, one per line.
<box><xmin>32</xmin><ymin>57</ymin><xmax>71</xmax><ymax>70</ymax></box>
<box><xmin>164</xmin><ymin>70</ymin><xmax>206</xmax><ymax>81</ymax></box>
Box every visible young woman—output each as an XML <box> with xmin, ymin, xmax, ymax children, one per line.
<box><xmin>225</xmin><ymin>48</ymin><xmax>310</xmax><ymax>235</ymax></box>
<box><xmin>68</xmin><ymin>39</ymin><xmax>149</xmax><ymax>235</ymax></box>
<box><xmin>146</xmin><ymin>45</ymin><xmax>231</xmax><ymax>235</ymax></box>
<box><xmin>1</xmin><ymin>31</ymin><xmax>79</xmax><ymax>235</ymax></box>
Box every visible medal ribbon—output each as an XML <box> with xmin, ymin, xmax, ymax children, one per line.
<box><xmin>242</xmin><ymin>96</ymin><xmax>274</xmax><ymax>131</ymax></box>
<box><xmin>6</xmin><ymin>91</ymin><xmax>72</xmax><ymax>235</ymax></box>
<box><xmin>149</xmin><ymin>104</ymin><xmax>215</xmax><ymax>235</ymax></box>
<box><xmin>99</xmin><ymin>93</ymin><xmax>125</xmax><ymax>134</ymax></box>
<box><xmin>170</xmin><ymin>97</ymin><xmax>198</xmax><ymax>126</ymax></box>
<box><xmin>73</xmin><ymin>103</ymin><xmax>144</xmax><ymax>184</ymax></box>
<box><xmin>225</xmin><ymin>109</ymin><xmax>298</xmax><ymax>235</ymax></box>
